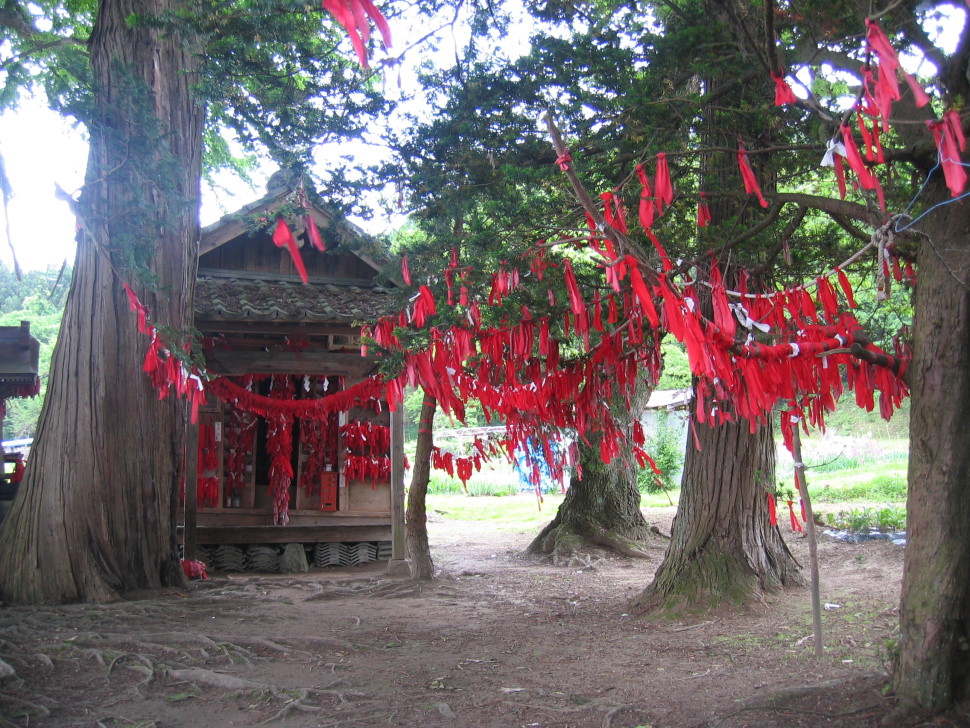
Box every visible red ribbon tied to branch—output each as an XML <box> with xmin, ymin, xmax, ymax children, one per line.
<box><xmin>123</xmin><ymin>283</ymin><xmax>151</xmax><ymax>335</ymax></box>
<box><xmin>737</xmin><ymin>144</ymin><xmax>769</xmax><ymax>208</ymax></box>
<box><xmin>635</xmin><ymin>163</ymin><xmax>655</xmax><ymax>230</ymax></box>
<box><xmin>305</xmin><ymin>215</ymin><xmax>325</xmax><ymax>252</ymax></box>
<box><xmin>865</xmin><ymin>19</ymin><xmax>929</xmax><ymax>111</ymax></box>
<box><xmin>653</xmin><ymin>153</ymin><xmax>674</xmax><ymax>214</ymax></box>
<box><xmin>771</xmin><ymin>70</ymin><xmax>798</xmax><ymax>106</ymax></box>
<box><xmin>697</xmin><ymin>192</ymin><xmax>712</xmax><ymax>227</ymax></box>
<box><xmin>272</xmin><ymin>217</ymin><xmax>309</xmax><ymax>284</ymax></box>
<box><xmin>926</xmin><ymin>110</ymin><xmax>968</xmax><ymax>197</ymax></box>
<box><xmin>401</xmin><ymin>254</ymin><xmax>411</xmax><ymax>285</ymax></box>
<box><xmin>787</xmin><ymin>500</ymin><xmax>803</xmax><ymax>532</ymax></box>
<box><xmin>322</xmin><ymin>0</ymin><xmax>392</xmax><ymax>70</ymax></box>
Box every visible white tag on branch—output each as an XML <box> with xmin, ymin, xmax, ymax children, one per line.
<box><xmin>821</xmin><ymin>139</ymin><xmax>846</xmax><ymax>167</ymax></box>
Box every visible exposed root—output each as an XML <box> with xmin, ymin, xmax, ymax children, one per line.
<box><xmin>587</xmin><ymin>528</ymin><xmax>656</xmax><ymax>558</ymax></box>
<box><xmin>165</xmin><ymin>667</ymin><xmax>264</xmax><ymax>691</ymax></box>
<box><xmin>142</xmin><ymin>632</ymin><xmax>221</xmax><ymax>649</ymax></box>
<box><xmin>532</xmin><ymin>521</ymin><xmax>662</xmax><ymax>565</ymax></box>
<box><xmin>602</xmin><ymin>703</ymin><xmax>636</xmax><ymax>728</ymax></box>
<box><xmin>121</xmin><ymin>663</ymin><xmax>156</xmax><ymax>685</ymax></box>
<box><xmin>304</xmin><ymin>579</ymin><xmax>425</xmax><ymax>602</ymax></box>
<box><xmin>232</xmin><ymin>637</ymin><xmax>310</xmax><ymax>657</ymax></box>
<box><xmin>263</xmin><ymin>695</ymin><xmax>328</xmax><ymax>722</ymax></box>
<box><xmin>0</xmin><ymin>692</ymin><xmax>52</xmax><ymax>720</ymax></box>
<box><xmin>261</xmin><ymin>682</ymin><xmax>363</xmax><ymax>723</ymax></box>
<box><xmin>213</xmin><ymin>641</ymin><xmax>255</xmax><ymax>668</ymax></box>
<box><xmin>81</xmin><ymin>647</ymin><xmax>110</xmax><ymax>667</ymax></box>
<box><xmin>106</xmin><ymin>651</ymin><xmax>153</xmax><ymax>676</ymax></box>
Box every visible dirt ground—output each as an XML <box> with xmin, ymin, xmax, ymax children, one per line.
<box><xmin>1</xmin><ymin>503</ymin><xmax>967</xmax><ymax>728</ymax></box>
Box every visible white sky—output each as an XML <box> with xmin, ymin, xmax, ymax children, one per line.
<box><xmin>0</xmin><ymin>100</ymin><xmax>86</xmax><ymax>272</ymax></box>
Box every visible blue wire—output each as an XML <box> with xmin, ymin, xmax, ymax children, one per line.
<box><xmin>894</xmin><ymin>157</ymin><xmax>970</xmax><ymax>233</ymax></box>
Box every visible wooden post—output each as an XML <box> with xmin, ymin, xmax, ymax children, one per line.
<box><xmin>386</xmin><ymin>405</ymin><xmax>410</xmax><ymax>576</ymax></box>
<box><xmin>792</xmin><ymin>423</ymin><xmax>823</xmax><ymax>657</ymax></box>
<box><xmin>184</xmin><ymin>420</ymin><xmax>199</xmax><ymax>562</ymax></box>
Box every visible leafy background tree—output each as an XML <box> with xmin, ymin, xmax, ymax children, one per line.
<box><xmin>0</xmin><ymin>263</ymin><xmax>71</xmax><ymax>439</ymax></box>
<box><xmin>382</xmin><ymin>0</ymin><xmax>966</xmax><ymax>710</ymax></box>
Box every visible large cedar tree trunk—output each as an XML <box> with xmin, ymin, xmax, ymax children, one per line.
<box><xmin>892</xmin><ymin>185</ymin><xmax>970</xmax><ymax>709</ymax></box>
<box><xmin>634</xmin><ymin>1</ymin><xmax>799</xmax><ymax>610</ymax></box>
<box><xmin>636</xmin><ymin>413</ymin><xmax>800</xmax><ymax>611</ymax></box>
<box><xmin>0</xmin><ymin>0</ymin><xmax>204</xmax><ymax>602</ymax></box>
<box><xmin>528</xmin><ymin>433</ymin><xmax>652</xmax><ymax>559</ymax></box>
<box><xmin>529</xmin><ymin>383</ymin><xmax>655</xmax><ymax>559</ymax></box>
<box><xmin>406</xmin><ymin>394</ymin><xmax>436</xmax><ymax>580</ymax></box>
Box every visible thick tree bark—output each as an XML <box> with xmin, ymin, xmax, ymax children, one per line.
<box><xmin>406</xmin><ymin>394</ymin><xmax>436</xmax><ymax>580</ymax></box>
<box><xmin>893</xmin><ymin>184</ymin><xmax>970</xmax><ymax>710</ymax></box>
<box><xmin>529</xmin><ymin>381</ymin><xmax>656</xmax><ymax>559</ymax></box>
<box><xmin>635</xmin><ymin>414</ymin><xmax>800</xmax><ymax>611</ymax></box>
<box><xmin>528</xmin><ymin>434</ymin><xmax>652</xmax><ymax>559</ymax></box>
<box><xmin>633</xmin><ymin>6</ymin><xmax>800</xmax><ymax>611</ymax></box>
<box><xmin>0</xmin><ymin>0</ymin><xmax>204</xmax><ymax>602</ymax></box>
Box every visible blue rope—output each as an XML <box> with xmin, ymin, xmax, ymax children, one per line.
<box><xmin>894</xmin><ymin>157</ymin><xmax>970</xmax><ymax>233</ymax></box>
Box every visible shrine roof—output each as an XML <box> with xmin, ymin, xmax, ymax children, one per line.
<box><xmin>194</xmin><ymin>274</ymin><xmax>394</xmax><ymax>324</ymax></box>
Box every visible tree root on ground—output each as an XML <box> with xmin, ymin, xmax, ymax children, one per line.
<box><xmin>304</xmin><ymin>579</ymin><xmax>426</xmax><ymax>602</ymax></box>
<box><xmin>0</xmin><ymin>615</ymin><xmax>369</xmax><ymax>725</ymax></box>
<box><xmin>261</xmin><ymin>681</ymin><xmax>366</xmax><ymax>722</ymax></box>
<box><xmin>533</xmin><ymin>522</ymin><xmax>663</xmax><ymax>565</ymax></box>
<box><xmin>165</xmin><ymin>666</ymin><xmax>265</xmax><ymax>690</ymax></box>
<box><xmin>0</xmin><ymin>691</ymin><xmax>52</xmax><ymax>722</ymax></box>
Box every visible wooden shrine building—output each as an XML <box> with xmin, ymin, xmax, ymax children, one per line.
<box><xmin>182</xmin><ymin>174</ymin><xmax>406</xmax><ymax>572</ymax></box>
<box><xmin>0</xmin><ymin>321</ymin><xmax>40</xmax><ymax>520</ymax></box>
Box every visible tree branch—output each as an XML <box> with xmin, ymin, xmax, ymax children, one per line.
<box><xmin>543</xmin><ymin>112</ymin><xmax>652</xmax><ymax>267</ymax></box>
<box><xmin>828</xmin><ymin>213</ymin><xmax>871</xmax><ymax>243</ymax></box>
<box><xmin>0</xmin><ymin>0</ymin><xmax>86</xmax><ymax>50</ymax></box>
<box><xmin>772</xmin><ymin>192</ymin><xmax>876</xmax><ymax>224</ymax></box>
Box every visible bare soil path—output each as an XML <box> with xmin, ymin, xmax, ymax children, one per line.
<box><xmin>0</xmin><ymin>503</ymin><xmax>965</xmax><ymax>728</ymax></box>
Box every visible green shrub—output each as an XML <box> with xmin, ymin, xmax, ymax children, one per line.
<box><xmin>466</xmin><ymin>480</ymin><xmax>519</xmax><ymax>497</ymax></box>
<box><xmin>423</xmin><ymin>469</ymin><xmax>519</xmax><ymax>497</ymax></box>
<box><xmin>426</xmin><ymin>475</ymin><xmax>465</xmax><ymax>495</ymax></box>
<box><xmin>823</xmin><ymin>505</ymin><xmax>906</xmax><ymax>532</ymax></box>
<box><xmin>638</xmin><ymin>412</ymin><xmax>684</xmax><ymax>494</ymax></box>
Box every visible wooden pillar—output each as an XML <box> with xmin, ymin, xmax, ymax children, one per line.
<box><xmin>386</xmin><ymin>404</ymin><xmax>410</xmax><ymax>576</ymax></box>
<box><xmin>183</xmin><ymin>420</ymin><xmax>199</xmax><ymax>562</ymax></box>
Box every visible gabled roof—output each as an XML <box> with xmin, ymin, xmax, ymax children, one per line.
<box><xmin>645</xmin><ymin>388</ymin><xmax>693</xmax><ymax>410</ymax></box>
<box><xmin>198</xmin><ymin>183</ymin><xmax>391</xmax><ymax>278</ymax></box>
<box><xmin>195</xmin><ymin>177</ymin><xmax>400</xmax><ymax>326</ymax></box>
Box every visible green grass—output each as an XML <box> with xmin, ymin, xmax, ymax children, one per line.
<box><xmin>425</xmin><ymin>463</ymin><xmax>523</xmax><ymax>497</ymax></box>
<box><xmin>427</xmin><ymin>492</ymin><xmax>566</xmax><ymax>530</ymax></box>
<box><xmin>413</xmin><ymin>434</ymin><xmax>908</xmax><ymax>531</ymax></box>
<box><xmin>777</xmin><ymin>437</ymin><xmax>908</xmax><ymax>503</ymax></box>
<box><xmin>806</xmin><ymin>471</ymin><xmax>907</xmax><ymax>503</ymax></box>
